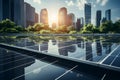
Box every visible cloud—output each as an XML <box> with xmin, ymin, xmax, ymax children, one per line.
<box><xmin>96</xmin><ymin>0</ymin><xmax>108</xmax><ymax>6</ymax></box>
<box><xmin>77</xmin><ymin>0</ymin><xmax>87</xmax><ymax>10</ymax></box>
<box><xmin>116</xmin><ymin>17</ymin><xmax>120</xmax><ymax>21</ymax></box>
<box><xmin>93</xmin><ymin>4</ymin><xmax>96</xmax><ymax>7</ymax></box>
<box><xmin>65</xmin><ymin>0</ymin><xmax>74</xmax><ymax>6</ymax></box>
<box><xmin>33</xmin><ymin>0</ymin><xmax>41</xmax><ymax>4</ymax></box>
<box><xmin>96</xmin><ymin>0</ymin><xmax>101</xmax><ymax>3</ymax></box>
<box><xmin>101</xmin><ymin>0</ymin><xmax>108</xmax><ymax>6</ymax></box>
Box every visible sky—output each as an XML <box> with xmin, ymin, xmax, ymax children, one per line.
<box><xmin>25</xmin><ymin>0</ymin><xmax>120</xmax><ymax>26</ymax></box>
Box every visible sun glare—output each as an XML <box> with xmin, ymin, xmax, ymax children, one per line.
<box><xmin>51</xmin><ymin>15</ymin><xmax>57</xmax><ymax>23</ymax></box>
<box><xmin>49</xmin><ymin>13</ymin><xmax>58</xmax><ymax>27</ymax></box>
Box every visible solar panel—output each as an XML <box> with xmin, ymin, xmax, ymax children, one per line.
<box><xmin>102</xmin><ymin>46</ymin><xmax>120</xmax><ymax>67</ymax></box>
<box><xmin>0</xmin><ymin>48</ymin><xmax>108</xmax><ymax>80</ymax></box>
<box><xmin>0</xmin><ymin>35</ymin><xmax>120</xmax><ymax>80</ymax></box>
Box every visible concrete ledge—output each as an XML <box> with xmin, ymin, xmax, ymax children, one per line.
<box><xmin>0</xmin><ymin>33</ymin><xmax>120</xmax><ymax>37</ymax></box>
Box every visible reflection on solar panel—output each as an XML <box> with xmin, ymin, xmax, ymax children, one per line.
<box><xmin>101</xmin><ymin>45</ymin><xmax>120</xmax><ymax>67</ymax></box>
<box><xmin>0</xmin><ymin>48</ymin><xmax>103</xmax><ymax>80</ymax></box>
<box><xmin>0</xmin><ymin>35</ymin><xmax>120</xmax><ymax>80</ymax></box>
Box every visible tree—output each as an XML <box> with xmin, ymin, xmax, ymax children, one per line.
<box><xmin>1</xmin><ymin>19</ymin><xmax>16</xmax><ymax>28</ymax></box>
<box><xmin>44</xmin><ymin>24</ymin><xmax>49</xmax><ymax>30</ymax></box>
<box><xmin>26</xmin><ymin>26</ymin><xmax>35</xmax><ymax>32</ymax></box>
<box><xmin>100</xmin><ymin>21</ymin><xmax>113</xmax><ymax>33</ymax></box>
<box><xmin>33</xmin><ymin>23</ymin><xmax>44</xmax><ymax>31</ymax></box>
<box><xmin>0</xmin><ymin>19</ymin><xmax>25</xmax><ymax>33</ymax></box>
<box><xmin>92</xmin><ymin>28</ymin><xmax>100</xmax><ymax>33</ymax></box>
<box><xmin>57</xmin><ymin>25</ymin><xmax>68</xmax><ymax>33</ymax></box>
<box><xmin>85</xmin><ymin>24</ymin><xmax>94</xmax><ymax>31</ymax></box>
<box><xmin>15</xmin><ymin>26</ymin><xmax>25</xmax><ymax>32</ymax></box>
<box><xmin>4</xmin><ymin>28</ymin><xmax>18</xmax><ymax>33</ymax></box>
<box><xmin>113</xmin><ymin>20</ymin><xmax>120</xmax><ymax>33</ymax></box>
<box><xmin>81</xmin><ymin>24</ymin><xmax>94</xmax><ymax>33</ymax></box>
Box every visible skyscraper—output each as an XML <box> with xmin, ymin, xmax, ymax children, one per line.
<box><xmin>24</xmin><ymin>2</ymin><xmax>35</xmax><ymax>27</ymax></box>
<box><xmin>14</xmin><ymin>0</ymin><xmax>24</xmax><ymax>27</ymax></box>
<box><xmin>105</xmin><ymin>9</ymin><xmax>111</xmax><ymax>21</ymax></box>
<box><xmin>35</xmin><ymin>13</ymin><xmax>39</xmax><ymax>23</ymax></box>
<box><xmin>84</xmin><ymin>3</ymin><xmax>91</xmax><ymax>25</ymax></box>
<box><xmin>96</xmin><ymin>10</ymin><xmax>102</xmax><ymax>27</ymax></box>
<box><xmin>76</xmin><ymin>18</ymin><xmax>81</xmax><ymax>31</ymax></box>
<box><xmin>40</xmin><ymin>8</ymin><xmax>48</xmax><ymax>24</ymax></box>
<box><xmin>0</xmin><ymin>0</ymin><xmax>11</xmax><ymax>20</ymax></box>
<box><xmin>0</xmin><ymin>0</ymin><xmax>24</xmax><ymax>27</ymax></box>
<box><xmin>58</xmin><ymin>7</ymin><xmax>67</xmax><ymax>26</ymax></box>
<box><xmin>67</xmin><ymin>13</ymin><xmax>76</xmax><ymax>28</ymax></box>
<box><xmin>0</xmin><ymin>0</ymin><xmax>3</xmax><ymax>20</ymax></box>
<box><xmin>80</xmin><ymin>17</ymin><xmax>84</xmax><ymax>27</ymax></box>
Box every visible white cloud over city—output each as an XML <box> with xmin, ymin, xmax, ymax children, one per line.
<box><xmin>65</xmin><ymin>0</ymin><xmax>74</xmax><ymax>6</ymax></box>
<box><xmin>33</xmin><ymin>0</ymin><xmax>41</xmax><ymax>4</ymax></box>
<box><xmin>77</xmin><ymin>0</ymin><xmax>87</xmax><ymax>10</ymax></box>
<box><xmin>65</xmin><ymin>0</ymin><xmax>87</xmax><ymax>10</ymax></box>
<box><xmin>65</xmin><ymin>0</ymin><xmax>109</xmax><ymax>10</ymax></box>
<box><xmin>96</xmin><ymin>0</ymin><xmax>109</xmax><ymax>6</ymax></box>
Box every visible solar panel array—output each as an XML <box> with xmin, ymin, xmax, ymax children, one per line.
<box><xmin>102</xmin><ymin>45</ymin><xmax>120</xmax><ymax>67</ymax></box>
<box><xmin>0</xmin><ymin>35</ymin><xmax>120</xmax><ymax>80</ymax></box>
<box><xmin>0</xmin><ymin>48</ymin><xmax>106</xmax><ymax>80</ymax></box>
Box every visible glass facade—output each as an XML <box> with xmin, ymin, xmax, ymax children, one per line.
<box><xmin>84</xmin><ymin>3</ymin><xmax>91</xmax><ymax>25</ymax></box>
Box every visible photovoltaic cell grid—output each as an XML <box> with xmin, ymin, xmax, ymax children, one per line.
<box><xmin>101</xmin><ymin>45</ymin><xmax>120</xmax><ymax>67</ymax></box>
<box><xmin>0</xmin><ymin>36</ymin><xmax>120</xmax><ymax>80</ymax></box>
<box><xmin>0</xmin><ymin>48</ymin><xmax>106</xmax><ymax>80</ymax></box>
<box><xmin>0</xmin><ymin>36</ymin><xmax>120</xmax><ymax>68</ymax></box>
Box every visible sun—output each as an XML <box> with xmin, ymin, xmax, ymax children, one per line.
<box><xmin>49</xmin><ymin>13</ymin><xmax>58</xmax><ymax>27</ymax></box>
<box><xmin>51</xmin><ymin>15</ymin><xmax>57</xmax><ymax>23</ymax></box>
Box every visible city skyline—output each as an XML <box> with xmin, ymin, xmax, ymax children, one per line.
<box><xmin>25</xmin><ymin>0</ymin><xmax>120</xmax><ymax>26</ymax></box>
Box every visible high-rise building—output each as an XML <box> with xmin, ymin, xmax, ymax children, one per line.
<box><xmin>67</xmin><ymin>13</ymin><xmax>76</xmax><ymax>28</ymax></box>
<box><xmin>52</xmin><ymin>22</ymin><xmax>57</xmax><ymax>29</ymax></box>
<box><xmin>0</xmin><ymin>0</ymin><xmax>24</xmax><ymax>27</ymax></box>
<box><xmin>14</xmin><ymin>0</ymin><xmax>24</xmax><ymax>27</ymax></box>
<box><xmin>105</xmin><ymin>9</ymin><xmax>111</xmax><ymax>21</ymax></box>
<box><xmin>80</xmin><ymin>17</ymin><xmax>84</xmax><ymax>27</ymax></box>
<box><xmin>35</xmin><ymin>13</ymin><xmax>39</xmax><ymax>23</ymax></box>
<box><xmin>84</xmin><ymin>3</ymin><xmax>91</xmax><ymax>25</ymax></box>
<box><xmin>0</xmin><ymin>0</ymin><xmax>3</xmax><ymax>20</ymax></box>
<box><xmin>40</xmin><ymin>8</ymin><xmax>48</xmax><ymax>24</ymax></box>
<box><xmin>58</xmin><ymin>7</ymin><xmax>67</xmax><ymax>26</ymax></box>
<box><xmin>76</xmin><ymin>18</ymin><xmax>81</xmax><ymax>31</ymax></box>
<box><xmin>0</xmin><ymin>0</ymin><xmax>11</xmax><ymax>20</ymax></box>
<box><xmin>24</xmin><ymin>2</ymin><xmax>35</xmax><ymax>27</ymax></box>
<box><xmin>96</xmin><ymin>10</ymin><xmax>102</xmax><ymax>27</ymax></box>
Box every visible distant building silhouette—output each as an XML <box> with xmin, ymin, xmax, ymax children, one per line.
<box><xmin>52</xmin><ymin>22</ymin><xmax>57</xmax><ymax>29</ymax></box>
<box><xmin>58</xmin><ymin>7</ymin><xmax>67</xmax><ymax>26</ymax></box>
<box><xmin>80</xmin><ymin>17</ymin><xmax>84</xmax><ymax>27</ymax></box>
<box><xmin>96</xmin><ymin>10</ymin><xmax>102</xmax><ymax>27</ymax></box>
<box><xmin>0</xmin><ymin>0</ymin><xmax>24</xmax><ymax>27</ymax></box>
<box><xmin>24</xmin><ymin>2</ymin><xmax>35</xmax><ymax>27</ymax></box>
<box><xmin>76</xmin><ymin>18</ymin><xmax>81</xmax><ymax>31</ymax></box>
<box><xmin>67</xmin><ymin>13</ymin><xmax>76</xmax><ymax>28</ymax></box>
<box><xmin>35</xmin><ymin>13</ymin><xmax>39</xmax><ymax>23</ymax></box>
<box><xmin>84</xmin><ymin>3</ymin><xmax>91</xmax><ymax>25</ymax></box>
<box><xmin>40</xmin><ymin>8</ymin><xmax>49</xmax><ymax>24</ymax></box>
<box><xmin>105</xmin><ymin>9</ymin><xmax>111</xmax><ymax>21</ymax></box>
<box><xmin>0</xmin><ymin>0</ymin><xmax>2</xmax><ymax>20</ymax></box>
<box><xmin>101</xmin><ymin>17</ymin><xmax>107</xmax><ymax>23</ymax></box>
